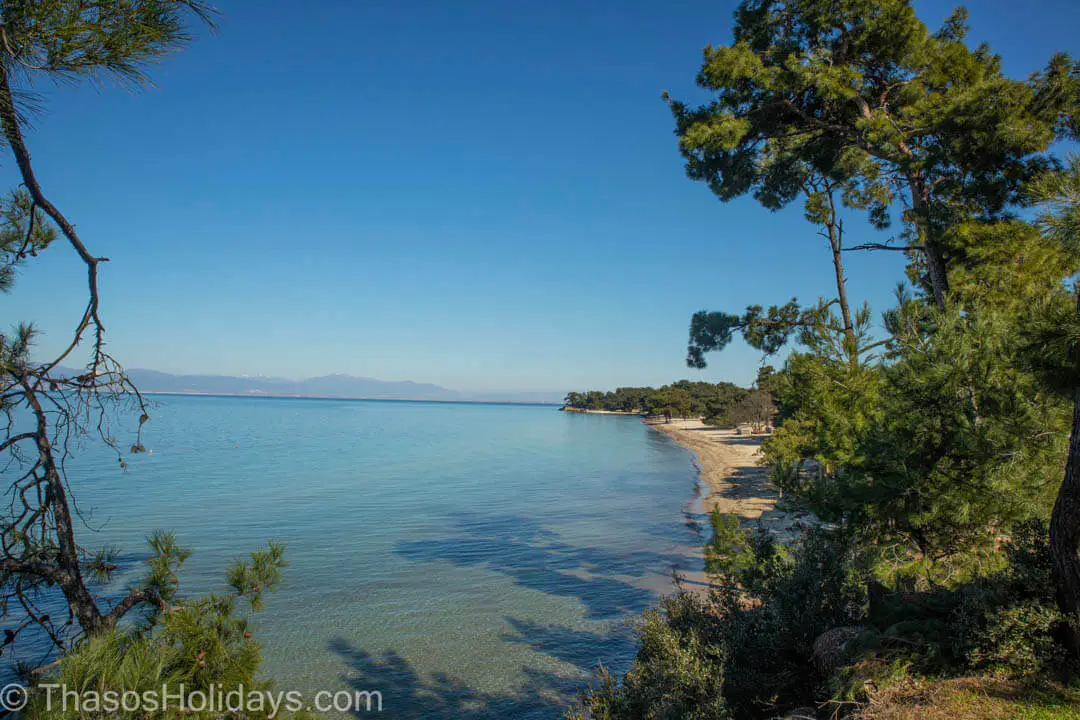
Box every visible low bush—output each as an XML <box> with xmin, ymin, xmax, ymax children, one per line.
<box><xmin>572</xmin><ymin>521</ymin><xmax>1076</xmax><ymax>719</ymax></box>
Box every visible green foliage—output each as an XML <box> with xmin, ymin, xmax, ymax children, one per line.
<box><xmin>575</xmin><ymin>527</ymin><xmax>871</xmax><ymax>719</ymax></box>
<box><xmin>704</xmin><ymin>511</ymin><xmax>754</xmax><ymax>577</ymax></box>
<box><xmin>562</xmin><ymin>381</ymin><xmax>749</xmax><ymax>422</ymax></box>
<box><xmin>568</xmin><ymin>595</ymin><xmax>732</xmax><ymax>720</ymax></box>
<box><xmin>944</xmin><ymin>522</ymin><xmax>1068</xmax><ymax>679</ymax></box>
<box><xmin>226</xmin><ymin>541</ymin><xmax>287</xmax><ymax>612</ymax></box>
<box><xmin>1018</xmin><ymin>294</ymin><xmax>1080</xmax><ymax>401</ymax></box>
<box><xmin>689</xmin><ymin>296</ymin><xmax>883</xmax><ymax>367</ymax></box>
<box><xmin>24</xmin><ymin>539</ymin><xmax>291</xmax><ymax>719</ymax></box>
<box><xmin>1030</xmin><ymin>156</ymin><xmax>1080</xmax><ymax>255</ymax></box>
<box><xmin>0</xmin><ymin>191</ymin><xmax>54</xmax><ymax>374</ymax></box>
<box><xmin>945</xmin><ymin>218</ymin><xmax>1078</xmax><ymax>315</ymax></box>
<box><xmin>687</xmin><ymin>299</ymin><xmax>813</xmax><ymax>368</ymax></box>
<box><xmin>142</xmin><ymin>531</ymin><xmax>193</xmax><ymax>605</ymax></box>
<box><xmin>592</xmin><ymin>3</ymin><xmax>1080</xmax><ymax>718</ymax></box>
<box><xmin>1</xmin><ymin>0</ymin><xmax>217</xmax><ymax>84</ymax></box>
<box><xmin>728</xmin><ymin>302</ymin><xmax>888</xmax><ymax>511</ymax></box>
<box><xmin>563</xmin><ymin>388</ymin><xmax>651</xmax><ymax>413</ymax></box>
<box><xmin>0</xmin><ymin>190</ymin><xmax>55</xmax><ymax>294</ymax></box>
<box><xmin>1017</xmin><ymin>156</ymin><xmax>1080</xmax><ymax>400</ymax></box>
<box><xmin>666</xmin><ymin>381</ymin><xmax>749</xmax><ymax>424</ymax></box>
<box><xmin>667</xmin><ymin>0</ymin><xmax>1076</xmax><ymax>305</ymax></box>
<box><xmin>578</xmin><ymin>521</ymin><xmax>1072</xmax><ymax>719</ymax></box>
<box><xmin>705</xmin><ymin>511</ymin><xmax>795</xmax><ymax>596</ymax></box>
<box><xmin>646</xmin><ymin>386</ymin><xmax>694</xmax><ymax>421</ymax></box>
<box><xmin>836</xmin><ymin>303</ymin><xmax>1068</xmax><ymax>567</ymax></box>
<box><xmin>764</xmin><ymin>348</ymin><xmax>884</xmax><ymax>472</ymax></box>
<box><xmin>966</xmin><ymin>605</ymin><xmax>1064</xmax><ymax>678</ymax></box>
<box><xmin>0</xmin><ymin>321</ymin><xmax>35</xmax><ymax>377</ymax></box>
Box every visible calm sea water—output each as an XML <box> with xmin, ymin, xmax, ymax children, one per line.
<box><xmin>11</xmin><ymin>396</ymin><xmax>706</xmax><ymax>718</ymax></box>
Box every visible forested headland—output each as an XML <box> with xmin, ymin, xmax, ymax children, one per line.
<box><xmin>572</xmin><ymin>1</ymin><xmax>1080</xmax><ymax>718</ymax></box>
<box><xmin>561</xmin><ymin>379</ymin><xmax>775</xmax><ymax>427</ymax></box>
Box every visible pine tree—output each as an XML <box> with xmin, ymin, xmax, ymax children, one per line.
<box><xmin>1021</xmin><ymin>157</ymin><xmax>1080</xmax><ymax>640</ymax></box>
<box><xmin>665</xmin><ymin>0</ymin><xmax>1077</xmax><ymax>309</ymax></box>
<box><xmin>0</xmin><ymin>0</ymin><xmax>239</xmax><ymax>657</ymax></box>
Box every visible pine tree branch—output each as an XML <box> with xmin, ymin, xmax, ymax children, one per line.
<box><xmin>0</xmin><ymin>557</ymin><xmax>59</xmax><ymax>580</ymax></box>
<box><xmin>105</xmin><ymin>588</ymin><xmax>166</xmax><ymax>624</ymax></box>
<box><xmin>0</xmin><ymin>66</ymin><xmax>108</xmax><ymax>373</ymax></box>
<box><xmin>842</xmin><ymin>243</ymin><xmax>921</xmax><ymax>252</ymax></box>
<box><xmin>0</xmin><ymin>432</ymin><xmax>35</xmax><ymax>453</ymax></box>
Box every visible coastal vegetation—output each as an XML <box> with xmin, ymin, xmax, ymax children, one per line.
<box><xmin>0</xmin><ymin>1</ymin><xmax>1076</xmax><ymax>718</ymax></box>
<box><xmin>575</xmin><ymin>1</ymin><xmax>1080</xmax><ymax>718</ymax></box>
<box><xmin>0</xmin><ymin>2</ymin><xmax>301</xmax><ymax>715</ymax></box>
<box><xmin>562</xmin><ymin>381</ymin><xmax>751</xmax><ymax>425</ymax></box>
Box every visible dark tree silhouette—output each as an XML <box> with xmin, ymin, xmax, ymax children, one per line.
<box><xmin>0</xmin><ymin>0</ymin><xmax>215</xmax><ymax>656</ymax></box>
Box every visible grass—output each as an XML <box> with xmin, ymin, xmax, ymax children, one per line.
<box><xmin>855</xmin><ymin>677</ymin><xmax>1080</xmax><ymax>720</ymax></box>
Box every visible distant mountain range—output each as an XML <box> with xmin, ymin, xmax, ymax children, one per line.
<box><xmin>120</xmin><ymin>369</ymin><xmax>563</xmax><ymax>405</ymax></box>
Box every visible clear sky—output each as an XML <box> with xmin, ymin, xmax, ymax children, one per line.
<box><xmin>3</xmin><ymin>0</ymin><xmax>1078</xmax><ymax>393</ymax></box>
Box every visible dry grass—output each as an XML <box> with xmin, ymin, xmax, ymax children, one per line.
<box><xmin>854</xmin><ymin>677</ymin><xmax>1080</xmax><ymax>720</ymax></box>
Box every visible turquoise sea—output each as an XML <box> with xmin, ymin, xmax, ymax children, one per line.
<box><xmin>13</xmin><ymin>396</ymin><xmax>706</xmax><ymax>718</ymax></box>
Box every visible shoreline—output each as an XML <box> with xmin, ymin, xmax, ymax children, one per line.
<box><xmin>646</xmin><ymin>418</ymin><xmax>814</xmax><ymax>545</ymax></box>
<box><xmin>559</xmin><ymin>407</ymin><xmax>644</xmax><ymax>415</ymax></box>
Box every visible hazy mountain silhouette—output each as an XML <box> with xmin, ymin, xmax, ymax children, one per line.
<box><xmin>120</xmin><ymin>369</ymin><xmax>561</xmax><ymax>404</ymax></box>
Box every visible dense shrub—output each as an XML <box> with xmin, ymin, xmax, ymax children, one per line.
<box><xmin>568</xmin><ymin>594</ymin><xmax>731</xmax><ymax>720</ymax></box>
<box><xmin>946</xmin><ymin>522</ymin><xmax>1069</xmax><ymax>679</ymax></box>
<box><xmin>574</xmin><ymin>527</ymin><xmax>869</xmax><ymax>719</ymax></box>
<box><xmin>574</xmin><ymin>521</ymin><xmax>1074</xmax><ymax>719</ymax></box>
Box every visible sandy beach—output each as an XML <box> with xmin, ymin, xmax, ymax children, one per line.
<box><xmin>648</xmin><ymin>418</ymin><xmax>812</xmax><ymax>543</ymax></box>
<box><xmin>560</xmin><ymin>408</ymin><xmax>645</xmax><ymax>415</ymax></box>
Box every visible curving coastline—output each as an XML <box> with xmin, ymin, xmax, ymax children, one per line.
<box><xmin>646</xmin><ymin>418</ymin><xmax>813</xmax><ymax>543</ymax></box>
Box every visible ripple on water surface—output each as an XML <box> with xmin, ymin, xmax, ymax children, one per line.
<box><xmin>12</xmin><ymin>397</ymin><xmax>707</xmax><ymax>718</ymax></box>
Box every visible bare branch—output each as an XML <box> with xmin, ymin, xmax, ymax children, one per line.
<box><xmin>0</xmin><ymin>66</ymin><xmax>108</xmax><ymax>373</ymax></box>
<box><xmin>842</xmin><ymin>243</ymin><xmax>921</xmax><ymax>252</ymax></box>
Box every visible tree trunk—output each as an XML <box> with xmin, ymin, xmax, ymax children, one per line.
<box><xmin>1051</xmin><ymin>289</ymin><xmax>1080</xmax><ymax>644</ymax></box>
<box><xmin>24</xmin><ymin>380</ymin><xmax>106</xmax><ymax>636</ymax></box>
<box><xmin>826</xmin><ymin>221</ymin><xmax>857</xmax><ymax>355</ymax></box>
<box><xmin>805</xmin><ymin>181</ymin><xmax>858</xmax><ymax>356</ymax></box>
<box><xmin>47</xmin><ymin>466</ymin><xmax>108</xmax><ymax>635</ymax></box>
<box><xmin>908</xmin><ymin>177</ymin><xmax>949</xmax><ymax>311</ymax></box>
<box><xmin>923</xmin><ymin>240</ymin><xmax>949</xmax><ymax>311</ymax></box>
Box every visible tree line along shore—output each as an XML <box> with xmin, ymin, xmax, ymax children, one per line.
<box><xmin>561</xmin><ymin>378</ymin><xmax>777</xmax><ymax>428</ymax></box>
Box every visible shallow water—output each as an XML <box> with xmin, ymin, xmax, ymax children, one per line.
<box><xmin>8</xmin><ymin>396</ymin><xmax>706</xmax><ymax>718</ymax></box>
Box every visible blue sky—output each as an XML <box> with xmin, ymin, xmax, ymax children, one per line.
<box><xmin>3</xmin><ymin>0</ymin><xmax>1078</xmax><ymax>393</ymax></box>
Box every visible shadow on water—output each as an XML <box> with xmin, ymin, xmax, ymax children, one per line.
<box><xmin>328</xmin><ymin>513</ymin><xmax>703</xmax><ymax>717</ymax></box>
<box><xmin>330</xmin><ymin>638</ymin><xmax>575</xmax><ymax>720</ymax></box>
<box><xmin>395</xmin><ymin>513</ymin><xmax>682</xmax><ymax>619</ymax></box>
<box><xmin>638</xmin><ymin>510</ymin><xmax>706</xmax><ymax>542</ymax></box>
<box><xmin>501</xmin><ymin>617</ymin><xmax>638</xmax><ymax>675</ymax></box>
<box><xmin>328</xmin><ymin>617</ymin><xmax>645</xmax><ymax>718</ymax></box>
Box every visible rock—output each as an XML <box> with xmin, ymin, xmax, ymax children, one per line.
<box><xmin>811</xmin><ymin>626</ymin><xmax>865</xmax><ymax>676</ymax></box>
